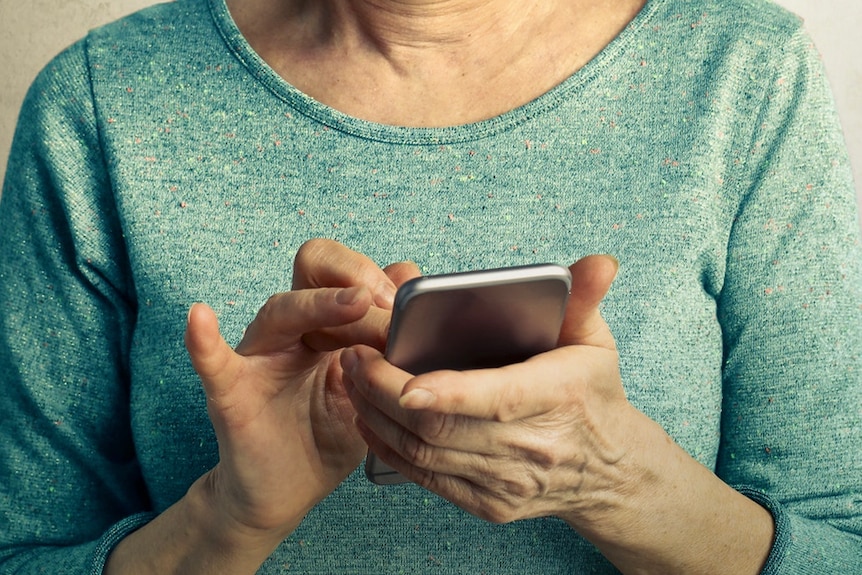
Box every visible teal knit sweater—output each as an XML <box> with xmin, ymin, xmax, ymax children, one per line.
<box><xmin>1</xmin><ymin>0</ymin><xmax>860</xmax><ymax>572</ymax></box>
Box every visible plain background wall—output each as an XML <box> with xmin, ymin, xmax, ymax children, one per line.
<box><xmin>1</xmin><ymin>0</ymin><xmax>860</xmax><ymax>222</ymax></box>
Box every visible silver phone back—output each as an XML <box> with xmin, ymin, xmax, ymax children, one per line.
<box><xmin>366</xmin><ymin>264</ymin><xmax>571</xmax><ymax>485</ymax></box>
<box><xmin>385</xmin><ymin>264</ymin><xmax>571</xmax><ymax>373</ymax></box>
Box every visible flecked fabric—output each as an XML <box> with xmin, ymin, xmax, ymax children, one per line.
<box><xmin>1</xmin><ymin>0</ymin><xmax>860</xmax><ymax>573</ymax></box>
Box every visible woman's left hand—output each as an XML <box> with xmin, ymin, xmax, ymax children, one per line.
<box><xmin>341</xmin><ymin>253</ymin><xmax>776</xmax><ymax>575</ymax></box>
<box><xmin>341</xmin><ymin>254</ymin><xmax>645</xmax><ymax>524</ymax></box>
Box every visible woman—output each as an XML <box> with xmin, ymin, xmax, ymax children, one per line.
<box><xmin>0</xmin><ymin>0</ymin><xmax>859</xmax><ymax>573</ymax></box>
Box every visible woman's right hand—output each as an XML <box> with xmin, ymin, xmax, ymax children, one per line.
<box><xmin>106</xmin><ymin>240</ymin><xmax>419</xmax><ymax>574</ymax></box>
<box><xmin>184</xmin><ymin>239</ymin><xmax>407</xmax><ymax>545</ymax></box>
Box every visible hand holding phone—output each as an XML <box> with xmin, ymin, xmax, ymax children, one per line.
<box><xmin>365</xmin><ymin>263</ymin><xmax>572</xmax><ymax>485</ymax></box>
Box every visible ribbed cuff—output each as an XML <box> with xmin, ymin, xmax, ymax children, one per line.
<box><xmin>735</xmin><ymin>486</ymin><xmax>790</xmax><ymax>575</ymax></box>
<box><xmin>89</xmin><ymin>512</ymin><xmax>158</xmax><ymax>575</ymax></box>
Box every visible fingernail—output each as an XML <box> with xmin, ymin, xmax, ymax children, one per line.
<box><xmin>187</xmin><ymin>302</ymin><xmax>202</xmax><ymax>325</ymax></box>
<box><xmin>340</xmin><ymin>347</ymin><xmax>358</xmax><ymax>372</ymax></box>
<box><xmin>399</xmin><ymin>388</ymin><xmax>436</xmax><ymax>410</ymax></box>
<box><xmin>336</xmin><ymin>286</ymin><xmax>363</xmax><ymax>306</ymax></box>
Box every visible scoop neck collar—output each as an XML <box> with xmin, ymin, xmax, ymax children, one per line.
<box><xmin>208</xmin><ymin>0</ymin><xmax>661</xmax><ymax>145</ymax></box>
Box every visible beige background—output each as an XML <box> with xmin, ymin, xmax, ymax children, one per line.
<box><xmin>1</xmin><ymin>0</ymin><xmax>860</xmax><ymax>223</ymax></box>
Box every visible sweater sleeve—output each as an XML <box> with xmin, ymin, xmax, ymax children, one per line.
<box><xmin>715</xmin><ymin>27</ymin><xmax>862</xmax><ymax>573</ymax></box>
<box><xmin>0</xmin><ymin>40</ymin><xmax>155</xmax><ymax>573</ymax></box>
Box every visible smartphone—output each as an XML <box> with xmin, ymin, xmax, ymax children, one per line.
<box><xmin>365</xmin><ymin>263</ymin><xmax>572</xmax><ymax>485</ymax></box>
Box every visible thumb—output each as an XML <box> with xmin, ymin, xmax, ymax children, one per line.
<box><xmin>383</xmin><ymin>261</ymin><xmax>422</xmax><ymax>290</ymax></box>
<box><xmin>558</xmin><ymin>255</ymin><xmax>619</xmax><ymax>349</ymax></box>
<box><xmin>184</xmin><ymin>302</ymin><xmax>244</xmax><ymax>403</ymax></box>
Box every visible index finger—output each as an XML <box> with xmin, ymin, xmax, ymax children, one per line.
<box><xmin>292</xmin><ymin>239</ymin><xmax>396</xmax><ymax>308</ymax></box>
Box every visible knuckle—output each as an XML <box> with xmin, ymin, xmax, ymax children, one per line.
<box><xmin>463</xmin><ymin>463</ymin><xmax>545</xmax><ymax>524</ymax></box>
<box><xmin>477</xmin><ymin>501</ymin><xmax>519</xmax><ymax>525</ymax></box>
<box><xmin>524</xmin><ymin>442</ymin><xmax>564</xmax><ymax>471</ymax></box>
<box><xmin>412</xmin><ymin>469</ymin><xmax>437</xmax><ymax>492</ymax></box>
<box><xmin>412</xmin><ymin>412</ymin><xmax>458</xmax><ymax>446</ymax></box>
<box><xmin>260</xmin><ymin>293</ymin><xmax>300</xmax><ymax>332</ymax></box>
<box><xmin>514</xmin><ymin>424</ymin><xmax>577</xmax><ymax>472</ymax></box>
<box><xmin>509</xmin><ymin>472</ymin><xmax>549</xmax><ymax>501</ymax></box>
<box><xmin>294</xmin><ymin>238</ymin><xmax>331</xmax><ymax>267</ymax></box>
<box><xmin>492</xmin><ymin>385</ymin><xmax>526</xmax><ymax>422</ymax></box>
<box><xmin>486</xmin><ymin>464</ymin><xmax>545</xmax><ymax>503</ymax></box>
<box><xmin>238</xmin><ymin>294</ymin><xmax>284</xmax><ymax>345</ymax></box>
<box><xmin>400</xmin><ymin>433</ymin><xmax>436</xmax><ymax>469</ymax></box>
<box><xmin>259</xmin><ymin>292</ymin><xmax>283</xmax><ymax>316</ymax></box>
<box><xmin>292</xmin><ymin>239</ymin><xmax>339</xmax><ymax>285</ymax></box>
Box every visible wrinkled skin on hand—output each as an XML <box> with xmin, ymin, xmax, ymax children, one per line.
<box><xmin>340</xmin><ymin>254</ymin><xmax>638</xmax><ymax>526</ymax></box>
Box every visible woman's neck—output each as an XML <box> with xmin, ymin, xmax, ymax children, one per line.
<box><xmin>225</xmin><ymin>0</ymin><xmax>646</xmax><ymax>126</ymax></box>
<box><xmin>329</xmin><ymin>0</ymin><xmax>549</xmax><ymax>49</ymax></box>
<box><xmin>229</xmin><ymin>0</ymin><xmax>555</xmax><ymax>65</ymax></box>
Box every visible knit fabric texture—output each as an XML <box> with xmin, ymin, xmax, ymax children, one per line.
<box><xmin>1</xmin><ymin>0</ymin><xmax>860</xmax><ymax>572</ymax></box>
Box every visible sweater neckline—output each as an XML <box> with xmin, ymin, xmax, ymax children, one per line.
<box><xmin>208</xmin><ymin>0</ymin><xmax>660</xmax><ymax>145</ymax></box>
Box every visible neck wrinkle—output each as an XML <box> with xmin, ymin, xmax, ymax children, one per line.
<box><xmin>314</xmin><ymin>0</ymin><xmax>547</xmax><ymax>49</ymax></box>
